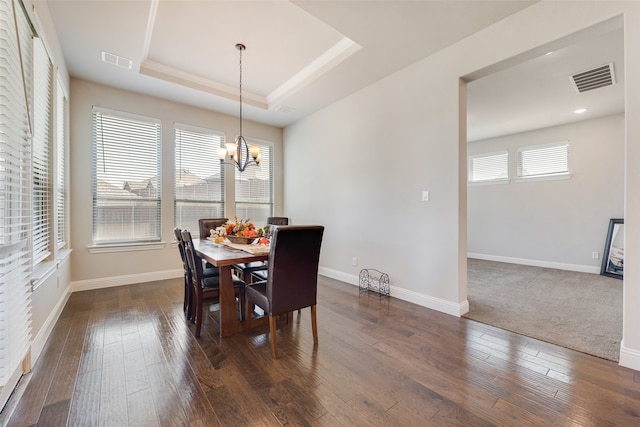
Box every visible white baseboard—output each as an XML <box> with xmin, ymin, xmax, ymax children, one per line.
<box><xmin>318</xmin><ymin>267</ymin><xmax>469</xmax><ymax>317</ymax></box>
<box><xmin>467</xmin><ymin>253</ymin><xmax>600</xmax><ymax>274</ymax></box>
<box><xmin>619</xmin><ymin>341</ymin><xmax>640</xmax><ymax>370</ymax></box>
<box><xmin>31</xmin><ymin>284</ymin><xmax>72</xmax><ymax>364</ymax></box>
<box><xmin>71</xmin><ymin>269</ymin><xmax>183</xmax><ymax>292</ymax></box>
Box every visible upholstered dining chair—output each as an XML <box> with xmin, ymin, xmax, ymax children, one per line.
<box><xmin>181</xmin><ymin>229</ymin><xmax>245</xmax><ymax>338</ymax></box>
<box><xmin>198</xmin><ymin>218</ymin><xmax>228</xmax><ymax>268</ymax></box>
<box><xmin>198</xmin><ymin>217</ymin><xmax>228</xmax><ymax>239</ymax></box>
<box><xmin>234</xmin><ymin>216</ymin><xmax>289</xmax><ymax>284</ymax></box>
<box><xmin>244</xmin><ymin>225</ymin><xmax>324</xmax><ymax>358</ymax></box>
<box><xmin>174</xmin><ymin>227</ymin><xmax>220</xmax><ymax>321</ymax></box>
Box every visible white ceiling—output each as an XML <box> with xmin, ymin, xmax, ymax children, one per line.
<box><xmin>41</xmin><ymin>0</ymin><xmax>624</xmax><ymax>141</ymax></box>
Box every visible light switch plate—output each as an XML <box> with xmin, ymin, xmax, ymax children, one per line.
<box><xmin>422</xmin><ymin>191</ymin><xmax>429</xmax><ymax>201</ymax></box>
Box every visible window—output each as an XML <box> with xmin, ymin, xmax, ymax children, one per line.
<box><xmin>517</xmin><ymin>142</ymin><xmax>569</xmax><ymax>179</ymax></box>
<box><xmin>235</xmin><ymin>139</ymin><xmax>273</xmax><ymax>226</ymax></box>
<box><xmin>92</xmin><ymin>108</ymin><xmax>161</xmax><ymax>244</ymax></box>
<box><xmin>174</xmin><ymin>124</ymin><xmax>225</xmax><ymax>232</ymax></box>
<box><xmin>55</xmin><ymin>80</ymin><xmax>67</xmax><ymax>248</ymax></box>
<box><xmin>468</xmin><ymin>151</ymin><xmax>508</xmax><ymax>183</ymax></box>
<box><xmin>32</xmin><ymin>37</ymin><xmax>53</xmax><ymax>264</ymax></box>
<box><xmin>0</xmin><ymin>0</ymin><xmax>33</xmax><ymax>390</ymax></box>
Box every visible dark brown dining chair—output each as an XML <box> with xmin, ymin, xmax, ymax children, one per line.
<box><xmin>182</xmin><ymin>229</ymin><xmax>245</xmax><ymax>338</ymax></box>
<box><xmin>198</xmin><ymin>218</ymin><xmax>228</xmax><ymax>268</ymax></box>
<box><xmin>198</xmin><ymin>217</ymin><xmax>228</xmax><ymax>239</ymax></box>
<box><xmin>234</xmin><ymin>216</ymin><xmax>289</xmax><ymax>284</ymax></box>
<box><xmin>244</xmin><ymin>225</ymin><xmax>324</xmax><ymax>358</ymax></box>
<box><xmin>174</xmin><ymin>227</ymin><xmax>220</xmax><ymax>321</ymax></box>
<box><xmin>266</xmin><ymin>216</ymin><xmax>289</xmax><ymax>226</ymax></box>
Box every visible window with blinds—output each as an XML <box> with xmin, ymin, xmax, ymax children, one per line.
<box><xmin>235</xmin><ymin>139</ymin><xmax>273</xmax><ymax>226</ymax></box>
<box><xmin>32</xmin><ymin>37</ymin><xmax>53</xmax><ymax>264</ymax></box>
<box><xmin>92</xmin><ymin>108</ymin><xmax>161</xmax><ymax>244</ymax></box>
<box><xmin>517</xmin><ymin>142</ymin><xmax>569</xmax><ymax>179</ymax></box>
<box><xmin>55</xmin><ymin>80</ymin><xmax>67</xmax><ymax>247</ymax></box>
<box><xmin>0</xmin><ymin>0</ymin><xmax>33</xmax><ymax>391</ymax></box>
<box><xmin>174</xmin><ymin>124</ymin><xmax>225</xmax><ymax>232</ymax></box>
<box><xmin>468</xmin><ymin>151</ymin><xmax>509</xmax><ymax>183</ymax></box>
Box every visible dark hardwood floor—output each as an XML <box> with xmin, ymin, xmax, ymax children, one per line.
<box><xmin>3</xmin><ymin>275</ymin><xmax>640</xmax><ymax>426</ymax></box>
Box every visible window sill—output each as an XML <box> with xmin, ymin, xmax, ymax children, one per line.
<box><xmin>516</xmin><ymin>173</ymin><xmax>572</xmax><ymax>183</ymax></box>
<box><xmin>88</xmin><ymin>241</ymin><xmax>166</xmax><ymax>254</ymax></box>
<box><xmin>468</xmin><ymin>179</ymin><xmax>510</xmax><ymax>186</ymax></box>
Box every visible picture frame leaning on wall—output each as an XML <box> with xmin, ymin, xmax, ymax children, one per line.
<box><xmin>601</xmin><ymin>218</ymin><xmax>624</xmax><ymax>279</ymax></box>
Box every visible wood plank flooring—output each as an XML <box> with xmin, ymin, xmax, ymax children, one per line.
<box><xmin>3</xmin><ymin>276</ymin><xmax>640</xmax><ymax>426</ymax></box>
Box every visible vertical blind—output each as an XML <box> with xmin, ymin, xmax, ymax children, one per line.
<box><xmin>32</xmin><ymin>37</ymin><xmax>52</xmax><ymax>264</ymax></box>
<box><xmin>92</xmin><ymin>108</ymin><xmax>161</xmax><ymax>244</ymax></box>
<box><xmin>174</xmin><ymin>124</ymin><xmax>224</xmax><ymax>232</ymax></box>
<box><xmin>55</xmin><ymin>80</ymin><xmax>66</xmax><ymax>247</ymax></box>
<box><xmin>517</xmin><ymin>142</ymin><xmax>569</xmax><ymax>178</ymax></box>
<box><xmin>235</xmin><ymin>139</ymin><xmax>273</xmax><ymax>226</ymax></box>
<box><xmin>0</xmin><ymin>0</ymin><xmax>33</xmax><ymax>389</ymax></box>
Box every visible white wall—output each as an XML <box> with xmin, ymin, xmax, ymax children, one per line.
<box><xmin>283</xmin><ymin>1</ymin><xmax>640</xmax><ymax>370</ymax></box>
<box><xmin>69</xmin><ymin>79</ymin><xmax>283</xmax><ymax>287</ymax></box>
<box><xmin>468</xmin><ymin>115</ymin><xmax>625</xmax><ymax>272</ymax></box>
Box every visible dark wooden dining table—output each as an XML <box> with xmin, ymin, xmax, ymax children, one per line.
<box><xmin>192</xmin><ymin>238</ymin><xmax>269</xmax><ymax>337</ymax></box>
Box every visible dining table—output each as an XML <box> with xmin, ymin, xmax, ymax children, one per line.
<box><xmin>192</xmin><ymin>238</ymin><xmax>269</xmax><ymax>337</ymax></box>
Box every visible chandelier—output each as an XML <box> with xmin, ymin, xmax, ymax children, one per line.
<box><xmin>217</xmin><ymin>43</ymin><xmax>261</xmax><ymax>172</ymax></box>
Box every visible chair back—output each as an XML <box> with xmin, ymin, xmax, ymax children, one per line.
<box><xmin>266</xmin><ymin>225</ymin><xmax>324</xmax><ymax>315</ymax></box>
<box><xmin>198</xmin><ymin>218</ymin><xmax>228</xmax><ymax>239</ymax></box>
<box><xmin>181</xmin><ymin>230</ymin><xmax>204</xmax><ymax>286</ymax></box>
<box><xmin>174</xmin><ymin>227</ymin><xmax>187</xmax><ymax>265</ymax></box>
<box><xmin>267</xmin><ymin>217</ymin><xmax>289</xmax><ymax>226</ymax></box>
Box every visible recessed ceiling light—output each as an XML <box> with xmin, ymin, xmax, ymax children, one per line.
<box><xmin>101</xmin><ymin>50</ymin><xmax>133</xmax><ymax>70</ymax></box>
<box><xmin>574</xmin><ymin>108</ymin><xmax>587</xmax><ymax>114</ymax></box>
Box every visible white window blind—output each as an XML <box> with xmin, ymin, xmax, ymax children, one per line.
<box><xmin>92</xmin><ymin>108</ymin><xmax>161</xmax><ymax>244</ymax></box>
<box><xmin>468</xmin><ymin>151</ymin><xmax>508</xmax><ymax>183</ymax></box>
<box><xmin>235</xmin><ymin>139</ymin><xmax>273</xmax><ymax>226</ymax></box>
<box><xmin>55</xmin><ymin>80</ymin><xmax>67</xmax><ymax>247</ymax></box>
<box><xmin>0</xmin><ymin>0</ymin><xmax>33</xmax><ymax>392</ymax></box>
<box><xmin>32</xmin><ymin>37</ymin><xmax>52</xmax><ymax>264</ymax></box>
<box><xmin>174</xmin><ymin>124</ymin><xmax>225</xmax><ymax>232</ymax></box>
<box><xmin>518</xmin><ymin>142</ymin><xmax>569</xmax><ymax>178</ymax></box>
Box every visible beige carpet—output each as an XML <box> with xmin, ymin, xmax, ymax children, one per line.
<box><xmin>464</xmin><ymin>259</ymin><xmax>622</xmax><ymax>361</ymax></box>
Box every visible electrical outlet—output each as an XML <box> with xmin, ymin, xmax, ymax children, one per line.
<box><xmin>352</xmin><ymin>257</ymin><xmax>358</xmax><ymax>266</ymax></box>
<box><xmin>592</xmin><ymin>251</ymin><xmax>599</xmax><ymax>259</ymax></box>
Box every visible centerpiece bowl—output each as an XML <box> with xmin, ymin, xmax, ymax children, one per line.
<box><xmin>225</xmin><ymin>235</ymin><xmax>257</xmax><ymax>244</ymax></box>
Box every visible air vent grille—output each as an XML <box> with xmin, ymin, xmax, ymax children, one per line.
<box><xmin>570</xmin><ymin>63</ymin><xmax>615</xmax><ymax>93</ymax></box>
<box><xmin>101</xmin><ymin>50</ymin><xmax>133</xmax><ymax>70</ymax></box>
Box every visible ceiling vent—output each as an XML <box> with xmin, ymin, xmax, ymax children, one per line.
<box><xmin>101</xmin><ymin>50</ymin><xmax>133</xmax><ymax>70</ymax></box>
<box><xmin>569</xmin><ymin>63</ymin><xmax>615</xmax><ymax>93</ymax></box>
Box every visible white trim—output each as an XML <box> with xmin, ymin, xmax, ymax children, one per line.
<box><xmin>0</xmin><ymin>366</ymin><xmax>23</xmax><ymax>411</ymax></box>
<box><xmin>467</xmin><ymin>252</ymin><xmax>600</xmax><ymax>274</ymax></box>
<box><xmin>468</xmin><ymin>179</ymin><xmax>510</xmax><ymax>186</ymax></box>
<box><xmin>515</xmin><ymin>173</ymin><xmax>572</xmax><ymax>183</ymax></box>
<box><xmin>31</xmin><ymin>285</ymin><xmax>72</xmax><ymax>364</ymax></box>
<box><xmin>619</xmin><ymin>341</ymin><xmax>640</xmax><ymax>371</ymax></box>
<box><xmin>92</xmin><ymin>105</ymin><xmax>161</xmax><ymax>125</ymax></box>
<box><xmin>71</xmin><ymin>269</ymin><xmax>182</xmax><ymax>292</ymax></box>
<box><xmin>88</xmin><ymin>241</ymin><xmax>166</xmax><ymax>254</ymax></box>
<box><xmin>318</xmin><ymin>267</ymin><xmax>469</xmax><ymax>317</ymax></box>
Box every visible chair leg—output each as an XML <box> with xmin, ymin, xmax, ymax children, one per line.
<box><xmin>195</xmin><ymin>290</ymin><xmax>204</xmax><ymax>338</ymax></box>
<box><xmin>269</xmin><ymin>315</ymin><xmax>278</xmax><ymax>358</ymax></box>
<box><xmin>245</xmin><ymin>298</ymin><xmax>252</xmax><ymax>333</ymax></box>
<box><xmin>183</xmin><ymin>275</ymin><xmax>189</xmax><ymax>314</ymax></box>
<box><xmin>311</xmin><ymin>305</ymin><xmax>318</xmax><ymax>345</ymax></box>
